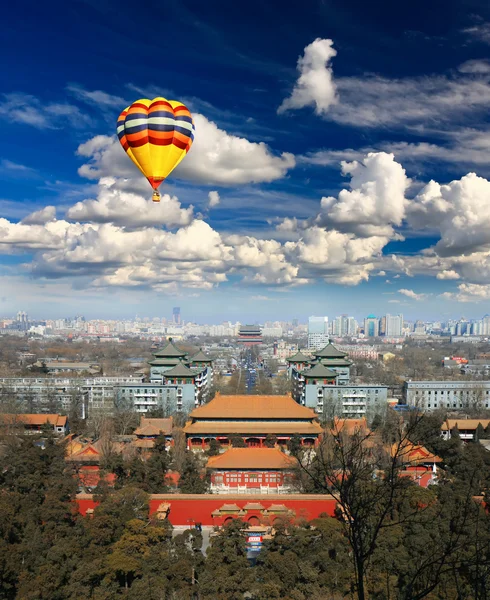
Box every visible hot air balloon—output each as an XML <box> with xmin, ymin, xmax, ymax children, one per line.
<box><xmin>117</xmin><ymin>97</ymin><xmax>195</xmax><ymax>202</ymax></box>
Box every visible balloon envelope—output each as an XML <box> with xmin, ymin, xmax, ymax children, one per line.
<box><xmin>117</xmin><ymin>97</ymin><xmax>194</xmax><ymax>191</ymax></box>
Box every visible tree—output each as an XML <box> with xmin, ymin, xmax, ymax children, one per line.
<box><xmin>229</xmin><ymin>434</ymin><xmax>246</xmax><ymax>448</ymax></box>
<box><xmin>293</xmin><ymin>415</ymin><xmax>436</xmax><ymax>600</ymax></box>
<box><xmin>370</xmin><ymin>413</ymin><xmax>383</xmax><ymax>431</ymax></box>
<box><xmin>105</xmin><ymin>518</ymin><xmax>169</xmax><ymax>590</ymax></box>
<box><xmin>255</xmin><ymin>518</ymin><xmax>353</xmax><ymax>599</ymax></box>
<box><xmin>145</xmin><ymin>434</ymin><xmax>170</xmax><ymax>493</ymax></box>
<box><xmin>200</xmin><ymin>519</ymin><xmax>252</xmax><ymax>600</ymax></box>
<box><xmin>264</xmin><ymin>434</ymin><xmax>277</xmax><ymax>448</ymax></box>
<box><xmin>206</xmin><ymin>438</ymin><xmax>221</xmax><ymax>456</ymax></box>
<box><xmin>171</xmin><ymin>426</ymin><xmax>188</xmax><ymax>474</ymax></box>
<box><xmin>178</xmin><ymin>452</ymin><xmax>209</xmax><ymax>494</ymax></box>
<box><xmin>476</xmin><ymin>422</ymin><xmax>485</xmax><ymax>443</ymax></box>
<box><xmin>287</xmin><ymin>433</ymin><xmax>302</xmax><ymax>456</ymax></box>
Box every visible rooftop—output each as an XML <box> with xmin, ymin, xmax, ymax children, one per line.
<box><xmin>163</xmin><ymin>362</ymin><xmax>202</xmax><ymax>378</ymax></box>
<box><xmin>148</xmin><ymin>357</ymin><xmax>184</xmax><ymax>367</ymax></box>
<box><xmin>188</xmin><ymin>393</ymin><xmax>318</xmax><ymax>420</ymax></box>
<box><xmin>189</xmin><ymin>349</ymin><xmax>213</xmax><ymax>363</ymax></box>
<box><xmin>313</xmin><ymin>343</ymin><xmax>348</xmax><ymax>359</ymax></box>
<box><xmin>315</xmin><ymin>358</ymin><xmax>352</xmax><ymax>367</ymax></box>
<box><xmin>184</xmin><ymin>421</ymin><xmax>322</xmax><ymax>435</ymax></box>
<box><xmin>301</xmin><ymin>363</ymin><xmax>338</xmax><ymax>378</ymax></box>
<box><xmin>441</xmin><ymin>419</ymin><xmax>490</xmax><ymax>431</ymax></box>
<box><xmin>152</xmin><ymin>339</ymin><xmax>187</xmax><ymax>359</ymax></box>
<box><xmin>286</xmin><ymin>350</ymin><xmax>310</xmax><ymax>363</ymax></box>
<box><xmin>206</xmin><ymin>447</ymin><xmax>297</xmax><ymax>470</ymax></box>
<box><xmin>134</xmin><ymin>416</ymin><xmax>173</xmax><ymax>437</ymax></box>
<box><xmin>0</xmin><ymin>413</ymin><xmax>67</xmax><ymax>427</ymax></box>
<box><xmin>330</xmin><ymin>417</ymin><xmax>369</xmax><ymax>435</ymax></box>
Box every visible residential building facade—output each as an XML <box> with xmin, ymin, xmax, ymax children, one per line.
<box><xmin>403</xmin><ymin>381</ymin><xmax>490</xmax><ymax>412</ymax></box>
<box><xmin>288</xmin><ymin>342</ymin><xmax>388</xmax><ymax>418</ymax></box>
<box><xmin>385</xmin><ymin>314</ymin><xmax>404</xmax><ymax>337</ymax></box>
<box><xmin>307</xmin><ymin>316</ymin><xmax>329</xmax><ymax>349</ymax></box>
<box><xmin>0</xmin><ymin>340</ymin><xmax>214</xmax><ymax>417</ymax></box>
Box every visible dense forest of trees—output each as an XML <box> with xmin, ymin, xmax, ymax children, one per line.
<box><xmin>2</xmin><ymin>413</ymin><xmax>490</xmax><ymax>598</ymax></box>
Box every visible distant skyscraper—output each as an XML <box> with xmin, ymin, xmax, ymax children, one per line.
<box><xmin>16</xmin><ymin>311</ymin><xmax>29</xmax><ymax>331</ymax></box>
<box><xmin>363</xmin><ymin>315</ymin><xmax>379</xmax><ymax>338</ymax></box>
<box><xmin>172</xmin><ymin>307</ymin><xmax>181</xmax><ymax>325</ymax></box>
<box><xmin>385</xmin><ymin>314</ymin><xmax>403</xmax><ymax>337</ymax></box>
<box><xmin>308</xmin><ymin>316</ymin><xmax>329</xmax><ymax>349</ymax></box>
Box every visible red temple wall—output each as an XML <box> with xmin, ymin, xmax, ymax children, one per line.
<box><xmin>76</xmin><ymin>493</ymin><xmax>338</xmax><ymax>526</ymax></box>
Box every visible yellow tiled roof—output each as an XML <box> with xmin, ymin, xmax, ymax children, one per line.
<box><xmin>184</xmin><ymin>421</ymin><xmax>322</xmax><ymax>435</ymax></box>
<box><xmin>189</xmin><ymin>393</ymin><xmax>317</xmax><ymax>420</ymax></box>
<box><xmin>206</xmin><ymin>448</ymin><xmax>297</xmax><ymax>470</ymax></box>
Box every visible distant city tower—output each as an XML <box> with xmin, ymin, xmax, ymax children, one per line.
<box><xmin>173</xmin><ymin>307</ymin><xmax>181</xmax><ymax>325</ymax></box>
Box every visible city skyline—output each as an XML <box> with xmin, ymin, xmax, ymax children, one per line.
<box><xmin>2</xmin><ymin>2</ymin><xmax>490</xmax><ymax>318</ymax></box>
<box><xmin>3</xmin><ymin>308</ymin><xmax>490</xmax><ymax>332</ymax></box>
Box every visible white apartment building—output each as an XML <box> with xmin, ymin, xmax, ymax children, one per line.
<box><xmin>308</xmin><ymin>316</ymin><xmax>329</xmax><ymax>349</ymax></box>
<box><xmin>404</xmin><ymin>381</ymin><xmax>490</xmax><ymax>411</ymax></box>
<box><xmin>0</xmin><ymin>376</ymin><xmax>143</xmax><ymax>417</ymax></box>
<box><xmin>385</xmin><ymin>314</ymin><xmax>403</xmax><ymax>337</ymax></box>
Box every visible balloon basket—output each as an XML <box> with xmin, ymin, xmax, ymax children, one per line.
<box><xmin>152</xmin><ymin>191</ymin><xmax>161</xmax><ymax>203</ymax></box>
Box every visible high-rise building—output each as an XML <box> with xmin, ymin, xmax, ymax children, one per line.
<box><xmin>172</xmin><ymin>307</ymin><xmax>181</xmax><ymax>325</ymax></box>
<box><xmin>379</xmin><ymin>316</ymin><xmax>386</xmax><ymax>336</ymax></box>
<box><xmin>347</xmin><ymin>317</ymin><xmax>358</xmax><ymax>337</ymax></box>
<box><xmin>308</xmin><ymin>316</ymin><xmax>329</xmax><ymax>349</ymax></box>
<box><xmin>331</xmin><ymin>315</ymin><xmax>357</xmax><ymax>337</ymax></box>
<box><xmin>385</xmin><ymin>314</ymin><xmax>403</xmax><ymax>337</ymax></box>
<box><xmin>363</xmin><ymin>315</ymin><xmax>379</xmax><ymax>338</ymax></box>
<box><xmin>16</xmin><ymin>311</ymin><xmax>29</xmax><ymax>331</ymax></box>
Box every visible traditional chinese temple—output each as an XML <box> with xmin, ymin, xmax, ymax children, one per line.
<box><xmin>206</xmin><ymin>447</ymin><xmax>298</xmax><ymax>493</ymax></box>
<box><xmin>183</xmin><ymin>393</ymin><xmax>322</xmax><ymax>449</ymax></box>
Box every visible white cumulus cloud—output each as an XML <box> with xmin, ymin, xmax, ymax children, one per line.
<box><xmin>66</xmin><ymin>177</ymin><xmax>194</xmax><ymax>228</ymax></box>
<box><xmin>22</xmin><ymin>206</ymin><xmax>57</xmax><ymax>225</ymax></box>
<box><xmin>208</xmin><ymin>191</ymin><xmax>220</xmax><ymax>208</ymax></box>
<box><xmin>398</xmin><ymin>288</ymin><xmax>428</xmax><ymax>301</ymax></box>
<box><xmin>278</xmin><ymin>38</ymin><xmax>337</xmax><ymax>116</ymax></box>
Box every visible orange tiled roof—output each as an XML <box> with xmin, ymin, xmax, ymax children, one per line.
<box><xmin>206</xmin><ymin>448</ymin><xmax>297</xmax><ymax>470</ymax></box>
<box><xmin>184</xmin><ymin>421</ymin><xmax>322</xmax><ymax>435</ymax></box>
<box><xmin>134</xmin><ymin>417</ymin><xmax>173</xmax><ymax>437</ymax></box>
<box><xmin>395</xmin><ymin>441</ymin><xmax>442</xmax><ymax>464</ymax></box>
<box><xmin>132</xmin><ymin>439</ymin><xmax>156</xmax><ymax>449</ymax></box>
<box><xmin>0</xmin><ymin>413</ymin><xmax>67</xmax><ymax>427</ymax></box>
<box><xmin>331</xmin><ymin>417</ymin><xmax>370</xmax><ymax>435</ymax></box>
<box><xmin>68</xmin><ymin>445</ymin><xmax>101</xmax><ymax>463</ymax></box>
<box><xmin>441</xmin><ymin>419</ymin><xmax>490</xmax><ymax>431</ymax></box>
<box><xmin>189</xmin><ymin>393</ymin><xmax>318</xmax><ymax>420</ymax></box>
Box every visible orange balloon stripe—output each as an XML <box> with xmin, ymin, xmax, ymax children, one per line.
<box><xmin>148</xmin><ymin>130</ymin><xmax>174</xmax><ymax>140</ymax></box>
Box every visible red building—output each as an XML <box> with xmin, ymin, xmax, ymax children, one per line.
<box><xmin>206</xmin><ymin>447</ymin><xmax>298</xmax><ymax>493</ymax></box>
<box><xmin>237</xmin><ymin>325</ymin><xmax>262</xmax><ymax>346</ymax></box>
<box><xmin>184</xmin><ymin>393</ymin><xmax>322</xmax><ymax>449</ymax></box>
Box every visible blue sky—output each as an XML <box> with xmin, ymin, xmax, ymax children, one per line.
<box><xmin>2</xmin><ymin>0</ymin><xmax>490</xmax><ymax>322</ymax></box>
